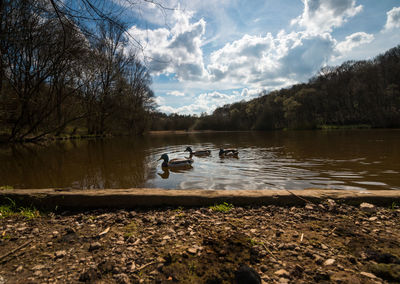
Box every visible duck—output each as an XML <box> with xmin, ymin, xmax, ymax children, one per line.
<box><xmin>158</xmin><ymin>153</ymin><xmax>193</xmax><ymax>168</ymax></box>
<box><xmin>184</xmin><ymin>146</ymin><xmax>211</xmax><ymax>156</ymax></box>
<box><xmin>219</xmin><ymin>148</ymin><xmax>239</xmax><ymax>157</ymax></box>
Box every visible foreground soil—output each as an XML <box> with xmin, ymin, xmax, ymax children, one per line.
<box><xmin>0</xmin><ymin>200</ymin><xmax>399</xmax><ymax>283</ymax></box>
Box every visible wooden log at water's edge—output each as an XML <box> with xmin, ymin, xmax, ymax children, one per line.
<box><xmin>1</xmin><ymin>188</ymin><xmax>400</xmax><ymax>210</ymax></box>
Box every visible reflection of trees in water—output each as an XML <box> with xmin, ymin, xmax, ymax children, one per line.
<box><xmin>77</xmin><ymin>139</ymin><xmax>150</xmax><ymax>189</ymax></box>
<box><xmin>0</xmin><ymin>139</ymin><xmax>150</xmax><ymax>189</ymax></box>
<box><xmin>0</xmin><ymin>142</ymin><xmax>76</xmax><ymax>188</ymax></box>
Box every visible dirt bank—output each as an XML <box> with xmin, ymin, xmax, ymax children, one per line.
<box><xmin>0</xmin><ymin>200</ymin><xmax>399</xmax><ymax>283</ymax></box>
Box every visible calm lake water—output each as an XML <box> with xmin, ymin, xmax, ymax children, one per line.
<box><xmin>0</xmin><ymin>130</ymin><xmax>399</xmax><ymax>190</ymax></box>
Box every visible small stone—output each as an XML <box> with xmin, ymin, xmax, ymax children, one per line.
<box><xmin>16</xmin><ymin>265</ymin><xmax>23</xmax><ymax>272</ymax></box>
<box><xmin>305</xmin><ymin>204</ymin><xmax>315</xmax><ymax>210</ymax></box>
<box><xmin>369</xmin><ymin>216</ymin><xmax>378</xmax><ymax>221</ymax></box>
<box><xmin>98</xmin><ymin>260</ymin><xmax>115</xmax><ymax>273</ymax></box>
<box><xmin>55</xmin><ymin>250</ymin><xmax>66</xmax><ymax>259</ymax></box>
<box><xmin>321</xmin><ymin>244</ymin><xmax>328</xmax><ymax>250</ymax></box>
<box><xmin>326</xmin><ymin>199</ymin><xmax>336</xmax><ymax>210</ymax></box>
<box><xmin>79</xmin><ymin>268</ymin><xmax>100</xmax><ymax>282</ymax></box>
<box><xmin>33</xmin><ymin>264</ymin><xmax>45</xmax><ymax>270</ymax></box>
<box><xmin>274</xmin><ymin>269</ymin><xmax>290</xmax><ymax>278</ymax></box>
<box><xmin>360</xmin><ymin>272</ymin><xmax>377</xmax><ymax>279</ymax></box>
<box><xmin>277</xmin><ymin>277</ymin><xmax>289</xmax><ymax>284</ymax></box>
<box><xmin>323</xmin><ymin>258</ymin><xmax>336</xmax><ymax>266</ymax></box>
<box><xmin>163</xmin><ymin>235</ymin><xmax>171</xmax><ymax>240</ymax></box>
<box><xmin>89</xmin><ymin>242</ymin><xmax>101</xmax><ymax>251</ymax></box>
<box><xmin>260</xmin><ymin>265</ymin><xmax>268</xmax><ymax>273</ymax></box>
<box><xmin>114</xmin><ymin>273</ymin><xmax>130</xmax><ymax>284</ymax></box>
<box><xmin>99</xmin><ymin>227</ymin><xmax>110</xmax><ymax>237</ymax></box>
<box><xmin>129</xmin><ymin>262</ymin><xmax>136</xmax><ymax>271</ymax></box>
<box><xmin>261</xmin><ymin>275</ymin><xmax>270</xmax><ymax>282</ymax></box>
<box><xmin>360</xmin><ymin>202</ymin><xmax>376</xmax><ymax>213</ymax></box>
<box><xmin>187</xmin><ymin>247</ymin><xmax>198</xmax><ymax>254</ymax></box>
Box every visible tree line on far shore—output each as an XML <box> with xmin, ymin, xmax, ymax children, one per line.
<box><xmin>0</xmin><ymin>0</ymin><xmax>155</xmax><ymax>142</ymax></box>
<box><xmin>152</xmin><ymin>45</ymin><xmax>400</xmax><ymax>131</ymax></box>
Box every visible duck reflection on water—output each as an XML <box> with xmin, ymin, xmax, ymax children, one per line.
<box><xmin>158</xmin><ymin>167</ymin><xmax>193</xmax><ymax>179</ymax></box>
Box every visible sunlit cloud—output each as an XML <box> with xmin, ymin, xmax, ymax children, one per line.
<box><xmin>167</xmin><ymin>90</ymin><xmax>185</xmax><ymax>96</ymax></box>
<box><xmin>336</xmin><ymin>32</ymin><xmax>374</xmax><ymax>53</ymax></box>
<box><xmin>128</xmin><ymin>8</ymin><xmax>208</xmax><ymax>81</ymax></box>
<box><xmin>384</xmin><ymin>7</ymin><xmax>400</xmax><ymax>30</ymax></box>
<box><xmin>291</xmin><ymin>0</ymin><xmax>363</xmax><ymax>33</ymax></box>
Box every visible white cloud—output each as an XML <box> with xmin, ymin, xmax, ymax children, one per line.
<box><xmin>239</xmin><ymin>88</ymin><xmax>263</xmax><ymax>99</ymax></box>
<box><xmin>291</xmin><ymin>0</ymin><xmax>363</xmax><ymax>33</ymax></box>
<box><xmin>154</xmin><ymin>96</ymin><xmax>166</xmax><ymax>105</ymax></box>
<box><xmin>167</xmin><ymin>90</ymin><xmax>185</xmax><ymax>96</ymax></box>
<box><xmin>336</xmin><ymin>32</ymin><xmax>374</xmax><ymax>53</ymax></box>
<box><xmin>384</xmin><ymin>7</ymin><xmax>400</xmax><ymax>30</ymax></box>
<box><xmin>128</xmin><ymin>1</ymin><xmax>339</xmax><ymax>94</ymax></box>
<box><xmin>158</xmin><ymin>104</ymin><xmax>210</xmax><ymax>114</ymax></box>
<box><xmin>128</xmin><ymin>9</ymin><xmax>208</xmax><ymax>81</ymax></box>
<box><xmin>157</xmin><ymin>90</ymin><xmax>250</xmax><ymax>114</ymax></box>
<box><xmin>207</xmin><ymin>31</ymin><xmax>336</xmax><ymax>87</ymax></box>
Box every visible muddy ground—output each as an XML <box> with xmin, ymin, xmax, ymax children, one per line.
<box><xmin>0</xmin><ymin>200</ymin><xmax>399</xmax><ymax>283</ymax></box>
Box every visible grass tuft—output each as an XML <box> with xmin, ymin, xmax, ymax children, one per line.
<box><xmin>0</xmin><ymin>198</ymin><xmax>40</xmax><ymax>219</ymax></box>
<box><xmin>209</xmin><ymin>202</ymin><xmax>234</xmax><ymax>213</ymax></box>
<box><xmin>0</xmin><ymin>185</ymin><xmax>13</xmax><ymax>190</ymax></box>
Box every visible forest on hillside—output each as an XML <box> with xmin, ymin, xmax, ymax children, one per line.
<box><xmin>0</xmin><ymin>0</ymin><xmax>155</xmax><ymax>142</ymax></box>
<box><xmin>152</xmin><ymin>45</ymin><xmax>400</xmax><ymax>131</ymax></box>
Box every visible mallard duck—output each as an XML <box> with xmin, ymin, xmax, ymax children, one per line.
<box><xmin>185</xmin><ymin>146</ymin><xmax>211</xmax><ymax>156</ymax></box>
<box><xmin>219</xmin><ymin>148</ymin><xmax>239</xmax><ymax>157</ymax></box>
<box><xmin>158</xmin><ymin>153</ymin><xmax>193</xmax><ymax>168</ymax></box>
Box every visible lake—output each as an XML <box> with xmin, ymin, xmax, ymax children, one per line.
<box><xmin>0</xmin><ymin>130</ymin><xmax>399</xmax><ymax>190</ymax></box>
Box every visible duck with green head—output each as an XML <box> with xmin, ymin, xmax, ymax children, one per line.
<box><xmin>219</xmin><ymin>148</ymin><xmax>239</xmax><ymax>157</ymax></box>
<box><xmin>185</xmin><ymin>146</ymin><xmax>211</xmax><ymax>156</ymax></box>
<box><xmin>158</xmin><ymin>153</ymin><xmax>194</xmax><ymax>168</ymax></box>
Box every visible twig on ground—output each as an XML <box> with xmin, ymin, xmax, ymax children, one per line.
<box><xmin>286</xmin><ymin>190</ymin><xmax>318</xmax><ymax>205</ymax></box>
<box><xmin>0</xmin><ymin>240</ymin><xmax>32</xmax><ymax>262</ymax></box>
<box><xmin>133</xmin><ymin>261</ymin><xmax>158</xmax><ymax>272</ymax></box>
<box><xmin>261</xmin><ymin>243</ymin><xmax>278</xmax><ymax>262</ymax></box>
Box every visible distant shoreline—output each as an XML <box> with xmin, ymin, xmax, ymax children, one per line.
<box><xmin>146</xmin><ymin>130</ymin><xmax>251</xmax><ymax>135</ymax></box>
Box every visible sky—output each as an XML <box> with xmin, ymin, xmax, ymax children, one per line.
<box><xmin>119</xmin><ymin>0</ymin><xmax>400</xmax><ymax>115</ymax></box>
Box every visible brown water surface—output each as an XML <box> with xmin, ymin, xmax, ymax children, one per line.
<box><xmin>0</xmin><ymin>130</ymin><xmax>399</xmax><ymax>190</ymax></box>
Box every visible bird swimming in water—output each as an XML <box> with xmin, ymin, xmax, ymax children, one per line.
<box><xmin>219</xmin><ymin>148</ymin><xmax>239</xmax><ymax>157</ymax></box>
<box><xmin>158</xmin><ymin>153</ymin><xmax>193</xmax><ymax>168</ymax></box>
<box><xmin>185</xmin><ymin>146</ymin><xmax>211</xmax><ymax>156</ymax></box>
